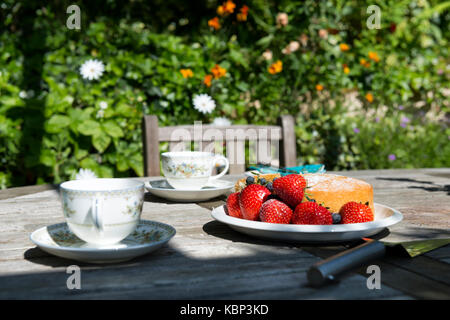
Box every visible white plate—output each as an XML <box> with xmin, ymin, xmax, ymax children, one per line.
<box><xmin>30</xmin><ymin>220</ymin><xmax>176</xmax><ymax>264</ymax></box>
<box><xmin>211</xmin><ymin>203</ymin><xmax>403</xmax><ymax>243</ymax></box>
<box><xmin>145</xmin><ymin>179</ymin><xmax>234</xmax><ymax>202</ymax></box>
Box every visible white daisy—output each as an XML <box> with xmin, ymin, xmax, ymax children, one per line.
<box><xmin>80</xmin><ymin>59</ymin><xmax>105</xmax><ymax>81</ymax></box>
<box><xmin>19</xmin><ymin>91</ymin><xmax>27</xmax><ymax>99</ymax></box>
<box><xmin>193</xmin><ymin>94</ymin><xmax>216</xmax><ymax>114</ymax></box>
<box><xmin>75</xmin><ymin>168</ymin><xmax>97</xmax><ymax>180</ymax></box>
<box><xmin>96</xmin><ymin>110</ymin><xmax>105</xmax><ymax>118</ymax></box>
<box><xmin>99</xmin><ymin>101</ymin><xmax>108</xmax><ymax>109</ymax></box>
<box><xmin>212</xmin><ymin>117</ymin><xmax>231</xmax><ymax>126</ymax></box>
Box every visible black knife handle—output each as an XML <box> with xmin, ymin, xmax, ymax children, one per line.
<box><xmin>307</xmin><ymin>240</ymin><xmax>386</xmax><ymax>287</ymax></box>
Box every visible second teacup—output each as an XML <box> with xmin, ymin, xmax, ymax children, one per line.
<box><xmin>161</xmin><ymin>151</ymin><xmax>229</xmax><ymax>190</ymax></box>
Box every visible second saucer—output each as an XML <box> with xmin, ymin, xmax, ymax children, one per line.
<box><xmin>145</xmin><ymin>179</ymin><xmax>233</xmax><ymax>202</ymax></box>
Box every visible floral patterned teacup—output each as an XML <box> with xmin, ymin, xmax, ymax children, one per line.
<box><xmin>59</xmin><ymin>179</ymin><xmax>145</xmax><ymax>246</ymax></box>
<box><xmin>161</xmin><ymin>152</ymin><xmax>230</xmax><ymax>190</ymax></box>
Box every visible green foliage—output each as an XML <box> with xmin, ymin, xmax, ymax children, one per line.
<box><xmin>0</xmin><ymin>0</ymin><xmax>449</xmax><ymax>188</ymax></box>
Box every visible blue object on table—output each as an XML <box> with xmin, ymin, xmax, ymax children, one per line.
<box><xmin>247</xmin><ymin>164</ymin><xmax>326</xmax><ymax>176</ymax></box>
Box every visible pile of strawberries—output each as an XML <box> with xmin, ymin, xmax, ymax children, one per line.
<box><xmin>226</xmin><ymin>174</ymin><xmax>374</xmax><ymax>225</ymax></box>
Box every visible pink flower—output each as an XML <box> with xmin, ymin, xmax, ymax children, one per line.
<box><xmin>276</xmin><ymin>12</ymin><xmax>288</xmax><ymax>27</ymax></box>
<box><xmin>299</xmin><ymin>34</ymin><xmax>308</xmax><ymax>47</ymax></box>
<box><xmin>353</xmin><ymin>127</ymin><xmax>360</xmax><ymax>134</ymax></box>
<box><xmin>262</xmin><ymin>49</ymin><xmax>273</xmax><ymax>61</ymax></box>
<box><xmin>388</xmin><ymin>154</ymin><xmax>396</xmax><ymax>161</ymax></box>
<box><xmin>318</xmin><ymin>29</ymin><xmax>328</xmax><ymax>39</ymax></box>
<box><xmin>282</xmin><ymin>41</ymin><xmax>300</xmax><ymax>55</ymax></box>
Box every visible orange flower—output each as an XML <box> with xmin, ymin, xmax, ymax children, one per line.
<box><xmin>217</xmin><ymin>5</ymin><xmax>225</xmax><ymax>16</ymax></box>
<box><xmin>343</xmin><ymin>64</ymin><xmax>350</xmax><ymax>74</ymax></box>
<box><xmin>365</xmin><ymin>93</ymin><xmax>374</xmax><ymax>103</ymax></box>
<box><xmin>268</xmin><ymin>60</ymin><xmax>283</xmax><ymax>74</ymax></box>
<box><xmin>316</xmin><ymin>84</ymin><xmax>324</xmax><ymax>91</ymax></box>
<box><xmin>339</xmin><ymin>43</ymin><xmax>350</xmax><ymax>52</ymax></box>
<box><xmin>211</xmin><ymin>64</ymin><xmax>227</xmax><ymax>79</ymax></box>
<box><xmin>180</xmin><ymin>69</ymin><xmax>193</xmax><ymax>78</ymax></box>
<box><xmin>208</xmin><ymin>17</ymin><xmax>221</xmax><ymax>30</ymax></box>
<box><xmin>368</xmin><ymin>51</ymin><xmax>380</xmax><ymax>62</ymax></box>
<box><xmin>223</xmin><ymin>0</ymin><xmax>236</xmax><ymax>14</ymax></box>
<box><xmin>204</xmin><ymin>74</ymin><xmax>213</xmax><ymax>87</ymax></box>
<box><xmin>237</xmin><ymin>6</ymin><xmax>249</xmax><ymax>21</ymax></box>
<box><xmin>360</xmin><ymin>58</ymin><xmax>371</xmax><ymax>68</ymax></box>
<box><xmin>237</xmin><ymin>13</ymin><xmax>247</xmax><ymax>21</ymax></box>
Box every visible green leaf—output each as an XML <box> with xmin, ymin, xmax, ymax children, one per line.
<box><xmin>80</xmin><ymin>157</ymin><xmax>98</xmax><ymax>170</ymax></box>
<box><xmin>46</xmin><ymin>115</ymin><xmax>71</xmax><ymax>133</ymax></box>
<box><xmin>102</xmin><ymin>120</ymin><xmax>124</xmax><ymax>138</ymax></box>
<box><xmin>128</xmin><ymin>154</ymin><xmax>143</xmax><ymax>177</ymax></box>
<box><xmin>78</xmin><ymin>120</ymin><xmax>101</xmax><ymax>136</ymax></box>
<box><xmin>255</xmin><ymin>34</ymin><xmax>274</xmax><ymax>47</ymax></box>
<box><xmin>229</xmin><ymin>49</ymin><xmax>249</xmax><ymax>69</ymax></box>
<box><xmin>98</xmin><ymin>165</ymin><xmax>114</xmax><ymax>178</ymax></box>
<box><xmin>75</xmin><ymin>149</ymin><xmax>88</xmax><ymax>160</ymax></box>
<box><xmin>40</xmin><ymin>149</ymin><xmax>56</xmax><ymax>167</ymax></box>
<box><xmin>92</xmin><ymin>134</ymin><xmax>111</xmax><ymax>153</ymax></box>
<box><xmin>116</xmin><ymin>155</ymin><xmax>129</xmax><ymax>172</ymax></box>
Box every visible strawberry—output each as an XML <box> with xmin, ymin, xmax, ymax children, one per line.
<box><xmin>226</xmin><ymin>192</ymin><xmax>242</xmax><ymax>218</ymax></box>
<box><xmin>239</xmin><ymin>184</ymin><xmax>271</xmax><ymax>221</ymax></box>
<box><xmin>273</xmin><ymin>174</ymin><xmax>307</xmax><ymax>208</ymax></box>
<box><xmin>339</xmin><ymin>202</ymin><xmax>374</xmax><ymax>224</ymax></box>
<box><xmin>259</xmin><ymin>199</ymin><xmax>293</xmax><ymax>224</ymax></box>
<box><xmin>292</xmin><ymin>201</ymin><xmax>332</xmax><ymax>225</ymax></box>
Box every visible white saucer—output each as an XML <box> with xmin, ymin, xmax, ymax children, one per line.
<box><xmin>30</xmin><ymin>220</ymin><xmax>176</xmax><ymax>264</ymax></box>
<box><xmin>211</xmin><ymin>203</ymin><xmax>403</xmax><ymax>243</ymax></box>
<box><xmin>145</xmin><ymin>179</ymin><xmax>234</xmax><ymax>202</ymax></box>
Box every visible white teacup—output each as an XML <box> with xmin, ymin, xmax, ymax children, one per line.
<box><xmin>59</xmin><ymin>178</ymin><xmax>145</xmax><ymax>246</ymax></box>
<box><xmin>161</xmin><ymin>152</ymin><xmax>230</xmax><ymax>190</ymax></box>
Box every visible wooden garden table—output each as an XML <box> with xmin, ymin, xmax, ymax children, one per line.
<box><xmin>0</xmin><ymin>169</ymin><xmax>449</xmax><ymax>300</ymax></box>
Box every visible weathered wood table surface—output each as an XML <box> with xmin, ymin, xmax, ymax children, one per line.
<box><xmin>0</xmin><ymin>169</ymin><xmax>449</xmax><ymax>299</ymax></box>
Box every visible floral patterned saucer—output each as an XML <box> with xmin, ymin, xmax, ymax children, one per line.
<box><xmin>30</xmin><ymin>220</ymin><xmax>176</xmax><ymax>264</ymax></box>
<box><xmin>145</xmin><ymin>179</ymin><xmax>234</xmax><ymax>202</ymax></box>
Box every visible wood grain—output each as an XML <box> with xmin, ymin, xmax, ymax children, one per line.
<box><xmin>142</xmin><ymin>115</ymin><xmax>161</xmax><ymax>177</ymax></box>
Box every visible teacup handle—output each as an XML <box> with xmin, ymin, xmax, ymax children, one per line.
<box><xmin>91</xmin><ymin>196</ymin><xmax>104</xmax><ymax>233</ymax></box>
<box><xmin>209</xmin><ymin>155</ymin><xmax>230</xmax><ymax>180</ymax></box>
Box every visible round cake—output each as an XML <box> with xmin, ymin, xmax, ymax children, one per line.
<box><xmin>302</xmin><ymin>173</ymin><xmax>374</xmax><ymax>214</ymax></box>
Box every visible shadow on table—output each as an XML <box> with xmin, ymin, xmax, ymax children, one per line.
<box><xmin>7</xmin><ymin>225</ymin><xmax>446</xmax><ymax>299</ymax></box>
<box><xmin>202</xmin><ymin>220</ymin><xmax>391</xmax><ymax>248</ymax></box>
<box><xmin>144</xmin><ymin>192</ymin><xmax>227</xmax><ymax>204</ymax></box>
<box><xmin>408</xmin><ymin>185</ymin><xmax>450</xmax><ymax>195</ymax></box>
<box><xmin>376</xmin><ymin>177</ymin><xmax>450</xmax><ymax>195</ymax></box>
<box><xmin>376</xmin><ymin>177</ymin><xmax>436</xmax><ymax>185</ymax></box>
<box><xmin>12</xmin><ymin>242</ymin><xmax>343</xmax><ymax>299</ymax></box>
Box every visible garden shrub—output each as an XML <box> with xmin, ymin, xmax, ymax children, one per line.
<box><xmin>0</xmin><ymin>0</ymin><xmax>449</xmax><ymax>188</ymax></box>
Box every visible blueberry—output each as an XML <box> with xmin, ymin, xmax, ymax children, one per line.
<box><xmin>332</xmin><ymin>213</ymin><xmax>341</xmax><ymax>224</ymax></box>
<box><xmin>246</xmin><ymin>176</ymin><xmax>255</xmax><ymax>185</ymax></box>
<box><xmin>259</xmin><ymin>178</ymin><xmax>267</xmax><ymax>185</ymax></box>
<box><xmin>266</xmin><ymin>182</ymin><xmax>273</xmax><ymax>192</ymax></box>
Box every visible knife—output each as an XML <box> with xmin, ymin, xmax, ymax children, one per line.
<box><xmin>307</xmin><ymin>236</ymin><xmax>450</xmax><ymax>287</ymax></box>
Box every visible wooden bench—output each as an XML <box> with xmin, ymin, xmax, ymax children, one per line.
<box><xmin>142</xmin><ymin>115</ymin><xmax>297</xmax><ymax>176</ymax></box>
